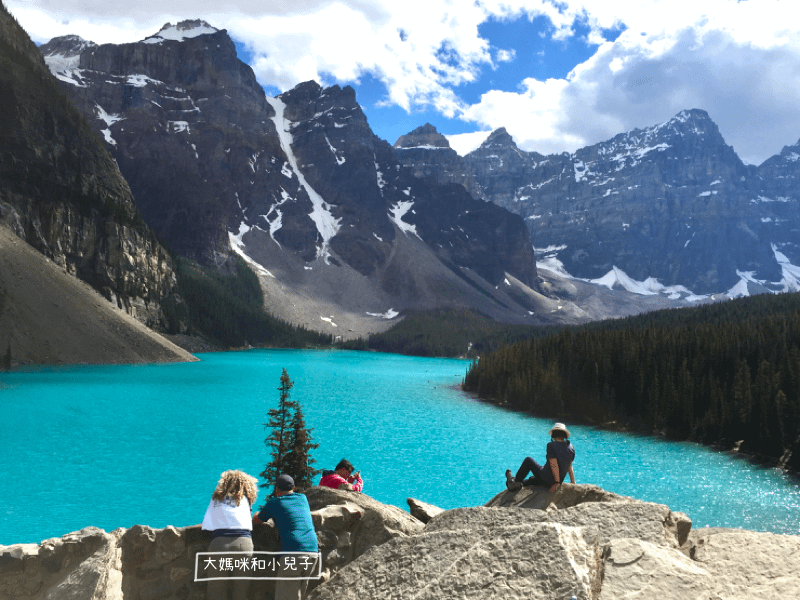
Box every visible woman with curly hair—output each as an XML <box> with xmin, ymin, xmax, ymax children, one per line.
<box><xmin>201</xmin><ymin>470</ymin><xmax>258</xmax><ymax>600</ymax></box>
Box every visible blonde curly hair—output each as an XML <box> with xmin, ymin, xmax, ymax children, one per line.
<box><xmin>211</xmin><ymin>470</ymin><xmax>259</xmax><ymax>507</ymax></box>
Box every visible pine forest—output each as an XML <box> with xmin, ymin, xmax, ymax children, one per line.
<box><xmin>463</xmin><ymin>292</ymin><xmax>800</xmax><ymax>471</ymax></box>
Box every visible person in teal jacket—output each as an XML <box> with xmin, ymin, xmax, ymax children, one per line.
<box><xmin>253</xmin><ymin>474</ymin><xmax>319</xmax><ymax>600</ymax></box>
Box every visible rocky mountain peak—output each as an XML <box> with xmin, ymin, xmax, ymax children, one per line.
<box><xmin>39</xmin><ymin>34</ymin><xmax>97</xmax><ymax>75</ymax></box>
<box><xmin>141</xmin><ymin>19</ymin><xmax>219</xmax><ymax>44</ymax></box>
<box><xmin>393</xmin><ymin>123</ymin><xmax>451</xmax><ymax>149</ymax></box>
<box><xmin>776</xmin><ymin>139</ymin><xmax>800</xmax><ymax>160</ymax></box>
<box><xmin>39</xmin><ymin>35</ymin><xmax>96</xmax><ymax>57</ymax></box>
<box><xmin>278</xmin><ymin>82</ymin><xmax>368</xmax><ymax>133</ymax></box>
<box><xmin>481</xmin><ymin>127</ymin><xmax>517</xmax><ymax>149</ymax></box>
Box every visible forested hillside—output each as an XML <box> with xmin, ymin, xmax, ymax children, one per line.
<box><xmin>463</xmin><ymin>293</ymin><xmax>800</xmax><ymax>470</ymax></box>
<box><xmin>173</xmin><ymin>257</ymin><xmax>332</xmax><ymax>349</ymax></box>
<box><xmin>341</xmin><ymin>308</ymin><xmax>553</xmax><ymax>357</ymax></box>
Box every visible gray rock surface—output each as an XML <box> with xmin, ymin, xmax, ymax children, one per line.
<box><xmin>428</xmin><ymin>501</ymin><xmax>690</xmax><ymax>548</ymax></box>
<box><xmin>406</xmin><ymin>497</ymin><xmax>444</xmax><ymax>524</ymax></box>
<box><xmin>304</xmin><ymin>486</ymin><xmax>424</xmax><ymax>560</ymax></box>
<box><xmin>2</xmin><ymin>486</ymin><xmax>799</xmax><ymax>599</ymax></box>
<box><xmin>308</xmin><ymin>522</ymin><xmax>600</xmax><ymax>600</ymax></box>
<box><xmin>683</xmin><ymin>528</ymin><xmax>800</xmax><ymax>598</ymax></box>
<box><xmin>486</xmin><ymin>481</ymin><xmax>634</xmax><ymax>510</ymax></box>
<box><xmin>600</xmin><ymin>538</ymin><xmax>713</xmax><ymax>600</ymax></box>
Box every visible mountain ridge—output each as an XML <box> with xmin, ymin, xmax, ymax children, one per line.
<box><xmin>41</xmin><ymin>22</ymin><xmax>585</xmax><ymax>338</ymax></box>
<box><xmin>396</xmin><ymin>109</ymin><xmax>800</xmax><ymax>298</ymax></box>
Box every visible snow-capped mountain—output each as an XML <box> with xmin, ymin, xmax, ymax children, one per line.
<box><xmin>40</xmin><ymin>23</ymin><xmax>555</xmax><ymax>336</ymax></box>
<box><xmin>396</xmin><ymin>111</ymin><xmax>800</xmax><ymax>298</ymax></box>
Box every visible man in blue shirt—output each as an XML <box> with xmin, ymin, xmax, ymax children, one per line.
<box><xmin>253</xmin><ymin>474</ymin><xmax>320</xmax><ymax>600</ymax></box>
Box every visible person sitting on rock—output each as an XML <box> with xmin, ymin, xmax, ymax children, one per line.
<box><xmin>506</xmin><ymin>422</ymin><xmax>576</xmax><ymax>493</ymax></box>
<box><xmin>319</xmin><ymin>459</ymin><xmax>363</xmax><ymax>492</ymax></box>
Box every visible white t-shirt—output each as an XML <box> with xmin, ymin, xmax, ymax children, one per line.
<box><xmin>201</xmin><ymin>496</ymin><xmax>253</xmax><ymax>531</ymax></box>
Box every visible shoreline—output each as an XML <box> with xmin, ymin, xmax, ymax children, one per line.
<box><xmin>462</xmin><ymin>386</ymin><xmax>800</xmax><ymax>480</ymax></box>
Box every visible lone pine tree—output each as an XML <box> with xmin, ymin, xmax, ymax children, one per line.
<box><xmin>285</xmin><ymin>401</ymin><xmax>319</xmax><ymax>491</ymax></box>
<box><xmin>260</xmin><ymin>368</ymin><xmax>319</xmax><ymax>492</ymax></box>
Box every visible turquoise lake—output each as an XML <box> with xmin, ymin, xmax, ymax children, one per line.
<box><xmin>1</xmin><ymin>349</ymin><xmax>799</xmax><ymax>545</ymax></box>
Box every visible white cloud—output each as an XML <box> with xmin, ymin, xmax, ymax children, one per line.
<box><xmin>446</xmin><ymin>131</ymin><xmax>492</xmax><ymax>156</ymax></box>
<box><xmin>457</xmin><ymin>0</ymin><xmax>800</xmax><ymax>164</ymax></box>
<box><xmin>8</xmin><ymin>0</ymin><xmax>800</xmax><ymax>164</ymax></box>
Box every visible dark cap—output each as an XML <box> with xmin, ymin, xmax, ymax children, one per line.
<box><xmin>275</xmin><ymin>474</ymin><xmax>295</xmax><ymax>491</ymax></box>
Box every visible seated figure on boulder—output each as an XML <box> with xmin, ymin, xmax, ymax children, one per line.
<box><xmin>506</xmin><ymin>422</ymin><xmax>576</xmax><ymax>493</ymax></box>
<box><xmin>319</xmin><ymin>458</ymin><xmax>363</xmax><ymax>492</ymax></box>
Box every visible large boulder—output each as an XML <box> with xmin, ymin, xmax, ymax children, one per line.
<box><xmin>309</xmin><ymin>489</ymin><xmax>696</xmax><ymax>599</ymax></box>
<box><xmin>427</xmin><ymin>501</ymin><xmax>691</xmax><ymax>548</ymax></box>
<box><xmin>308</xmin><ymin>522</ymin><xmax>601</xmax><ymax>600</ymax></box>
<box><xmin>486</xmin><ymin>482</ymin><xmax>633</xmax><ymax>510</ymax></box>
<box><xmin>599</xmin><ymin>528</ymin><xmax>800</xmax><ymax>599</ymax></box>
<box><xmin>682</xmin><ymin>528</ymin><xmax>800</xmax><ymax>598</ymax></box>
<box><xmin>304</xmin><ymin>486</ymin><xmax>424</xmax><ymax>559</ymax></box>
<box><xmin>0</xmin><ymin>527</ymin><xmax>123</xmax><ymax>600</ymax></box>
<box><xmin>600</xmin><ymin>538</ymin><xmax>714</xmax><ymax>599</ymax></box>
<box><xmin>406</xmin><ymin>497</ymin><xmax>444</xmax><ymax>524</ymax></box>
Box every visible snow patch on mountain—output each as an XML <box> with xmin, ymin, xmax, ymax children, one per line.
<box><xmin>167</xmin><ymin>121</ymin><xmax>189</xmax><ymax>134</ymax></box>
<box><xmin>94</xmin><ymin>104</ymin><xmax>123</xmax><ymax>145</ymax></box>
<box><xmin>375</xmin><ymin>162</ymin><xmax>386</xmax><ymax>194</ymax></box>
<box><xmin>51</xmin><ymin>68</ymin><xmax>88</xmax><ymax>87</ymax></box>
<box><xmin>125</xmin><ymin>74</ymin><xmax>162</xmax><ymax>88</ymax></box>
<box><xmin>324</xmin><ymin>135</ymin><xmax>346</xmax><ymax>165</ymax></box>
<box><xmin>43</xmin><ymin>53</ymin><xmax>80</xmax><ymax>73</ymax></box>
<box><xmin>228</xmin><ymin>223</ymin><xmax>275</xmax><ymax>278</ymax></box>
<box><xmin>591</xmin><ymin>267</ymin><xmax>708</xmax><ymax>301</ymax></box>
<box><xmin>389</xmin><ymin>201</ymin><xmax>420</xmax><ymax>239</ymax></box>
<box><xmin>266</xmin><ymin>96</ymin><xmax>341</xmax><ymax>261</ymax></box>
<box><xmin>365</xmin><ymin>309</ymin><xmax>399</xmax><ymax>319</ymax></box>
<box><xmin>773</xmin><ymin>244</ymin><xmax>800</xmax><ymax>292</ymax></box>
<box><xmin>260</xmin><ymin>188</ymin><xmax>294</xmax><ymax>245</ymax></box>
<box><xmin>141</xmin><ymin>21</ymin><xmax>218</xmax><ymax>44</ymax></box>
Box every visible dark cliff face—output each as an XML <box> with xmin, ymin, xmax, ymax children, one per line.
<box><xmin>0</xmin><ymin>5</ymin><xmax>181</xmax><ymax>329</ymax></box>
<box><xmin>752</xmin><ymin>140</ymin><xmax>800</xmax><ymax>271</ymax></box>
<box><xmin>393</xmin><ymin>124</ymin><xmax>483</xmax><ymax>200</ymax></box>
<box><xmin>399</xmin><ymin>109</ymin><xmax>799</xmax><ymax>296</ymax></box>
<box><xmin>40</xmin><ymin>25</ymin><xmax>285</xmax><ymax>265</ymax></box>
<box><xmin>278</xmin><ymin>83</ymin><xmax>538</xmax><ymax>289</ymax></box>
<box><xmin>43</xmin><ymin>25</ymin><xmax>542</xmax><ymax>325</ymax></box>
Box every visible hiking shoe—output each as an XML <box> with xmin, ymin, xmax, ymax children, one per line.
<box><xmin>505</xmin><ymin>469</ymin><xmax>522</xmax><ymax>491</ymax></box>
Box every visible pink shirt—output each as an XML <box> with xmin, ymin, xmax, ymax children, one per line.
<box><xmin>319</xmin><ymin>472</ymin><xmax>363</xmax><ymax>492</ymax></box>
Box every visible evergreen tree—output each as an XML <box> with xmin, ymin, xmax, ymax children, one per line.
<box><xmin>259</xmin><ymin>368</ymin><xmax>320</xmax><ymax>492</ymax></box>
<box><xmin>285</xmin><ymin>402</ymin><xmax>320</xmax><ymax>491</ymax></box>
<box><xmin>260</xmin><ymin>369</ymin><xmax>297</xmax><ymax>489</ymax></box>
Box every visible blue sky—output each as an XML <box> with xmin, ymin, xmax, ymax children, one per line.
<box><xmin>10</xmin><ymin>0</ymin><xmax>800</xmax><ymax>164</ymax></box>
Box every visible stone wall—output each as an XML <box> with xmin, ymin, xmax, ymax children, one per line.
<box><xmin>0</xmin><ymin>487</ymin><xmax>422</xmax><ymax>600</ymax></box>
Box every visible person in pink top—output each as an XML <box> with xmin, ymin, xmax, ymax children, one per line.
<box><xmin>319</xmin><ymin>459</ymin><xmax>363</xmax><ymax>492</ymax></box>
